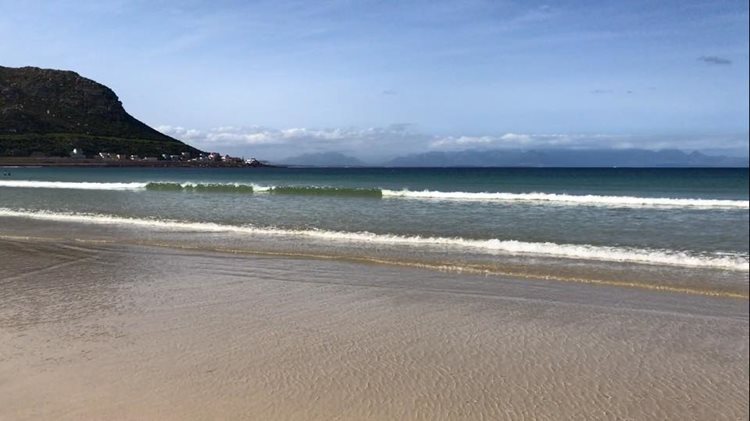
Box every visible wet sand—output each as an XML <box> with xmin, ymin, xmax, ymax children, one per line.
<box><xmin>0</xmin><ymin>236</ymin><xmax>747</xmax><ymax>420</ymax></box>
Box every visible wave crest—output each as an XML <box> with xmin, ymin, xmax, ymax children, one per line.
<box><xmin>267</xmin><ymin>186</ymin><xmax>382</xmax><ymax>198</ymax></box>
<box><xmin>382</xmin><ymin>189</ymin><xmax>749</xmax><ymax>209</ymax></box>
<box><xmin>0</xmin><ymin>180</ymin><xmax>146</xmax><ymax>190</ymax></box>
<box><xmin>145</xmin><ymin>182</ymin><xmax>255</xmax><ymax>193</ymax></box>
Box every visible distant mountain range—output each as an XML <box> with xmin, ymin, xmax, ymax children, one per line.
<box><xmin>281</xmin><ymin>149</ymin><xmax>748</xmax><ymax>167</ymax></box>
<box><xmin>281</xmin><ymin>152</ymin><xmax>367</xmax><ymax>167</ymax></box>
<box><xmin>384</xmin><ymin>149</ymin><xmax>748</xmax><ymax>167</ymax></box>
<box><xmin>0</xmin><ymin>66</ymin><xmax>201</xmax><ymax>157</ymax></box>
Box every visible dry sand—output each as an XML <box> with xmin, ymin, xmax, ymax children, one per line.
<box><xmin>0</xmin><ymin>237</ymin><xmax>747</xmax><ymax>420</ymax></box>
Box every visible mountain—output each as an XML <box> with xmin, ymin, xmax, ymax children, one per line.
<box><xmin>281</xmin><ymin>152</ymin><xmax>367</xmax><ymax>167</ymax></box>
<box><xmin>0</xmin><ymin>65</ymin><xmax>201</xmax><ymax>157</ymax></box>
<box><xmin>384</xmin><ymin>149</ymin><xmax>749</xmax><ymax>167</ymax></box>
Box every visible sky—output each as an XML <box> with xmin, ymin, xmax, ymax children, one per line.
<box><xmin>1</xmin><ymin>0</ymin><xmax>748</xmax><ymax>162</ymax></box>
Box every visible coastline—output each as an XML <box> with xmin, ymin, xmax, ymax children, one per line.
<box><xmin>1</xmin><ymin>213</ymin><xmax>747</xmax><ymax>299</ymax></box>
<box><xmin>0</xmin><ymin>157</ymin><xmax>279</xmax><ymax>168</ymax></box>
<box><xmin>0</xmin><ymin>229</ymin><xmax>747</xmax><ymax>420</ymax></box>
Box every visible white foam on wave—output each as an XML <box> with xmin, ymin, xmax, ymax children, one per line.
<box><xmin>381</xmin><ymin>189</ymin><xmax>749</xmax><ymax>209</ymax></box>
<box><xmin>0</xmin><ymin>180</ymin><xmax>264</xmax><ymax>191</ymax></box>
<box><xmin>0</xmin><ymin>208</ymin><xmax>747</xmax><ymax>271</ymax></box>
<box><xmin>0</xmin><ymin>180</ymin><xmax>149</xmax><ymax>190</ymax></box>
<box><xmin>250</xmin><ymin>184</ymin><xmax>273</xmax><ymax>192</ymax></box>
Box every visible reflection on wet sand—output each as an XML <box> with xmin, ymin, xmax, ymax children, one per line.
<box><xmin>0</xmin><ymin>237</ymin><xmax>747</xmax><ymax>420</ymax></box>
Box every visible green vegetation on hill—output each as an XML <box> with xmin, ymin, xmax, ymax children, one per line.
<box><xmin>0</xmin><ymin>66</ymin><xmax>202</xmax><ymax>157</ymax></box>
<box><xmin>0</xmin><ymin>133</ymin><xmax>198</xmax><ymax>158</ymax></box>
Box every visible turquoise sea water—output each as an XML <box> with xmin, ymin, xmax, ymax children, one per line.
<box><xmin>1</xmin><ymin>167</ymin><xmax>748</xmax><ymax>282</ymax></box>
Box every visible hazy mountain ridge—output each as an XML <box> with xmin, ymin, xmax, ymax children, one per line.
<box><xmin>383</xmin><ymin>149</ymin><xmax>749</xmax><ymax>167</ymax></box>
<box><xmin>0</xmin><ymin>65</ymin><xmax>201</xmax><ymax>157</ymax></box>
<box><xmin>274</xmin><ymin>148</ymin><xmax>747</xmax><ymax>167</ymax></box>
<box><xmin>281</xmin><ymin>152</ymin><xmax>367</xmax><ymax>167</ymax></box>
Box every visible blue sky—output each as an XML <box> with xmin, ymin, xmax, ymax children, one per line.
<box><xmin>1</xmin><ymin>0</ymin><xmax>748</xmax><ymax>161</ymax></box>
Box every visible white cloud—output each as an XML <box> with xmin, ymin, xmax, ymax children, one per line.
<box><xmin>156</xmin><ymin>124</ymin><xmax>749</xmax><ymax>162</ymax></box>
<box><xmin>430</xmin><ymin>133</ymin><xmax>627</xmax><ymax>150</ymax></box>
<box><xmin>156</xmin><ymin>125</ymin><xmax>204</xmax><ymax>141</ymax></box>
<box><xmin>158</xmin><ymin>125</ymin><xmax>409</xmax><ymax>146</ymax></box>
<box><xmin>156</xmin><ymin>124</ymin><xmax>432</xmax><ymax>161</ymax></box>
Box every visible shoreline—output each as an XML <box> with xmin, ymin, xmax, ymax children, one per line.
<box><xmin>0</xmin><ymin>157</ymin><xmax>280</xmax><ymax>168</ymax></box>
<box><xmin>1</xmin><ymin>213</ymin><xmax>747</xmax><ymax>300</ymax></box>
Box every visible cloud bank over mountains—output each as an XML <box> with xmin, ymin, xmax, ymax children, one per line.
<box><xmin>157</xmin><ymin>124</ymin><xmax>429</xmax><ymax>160</ymax></box>
<box><xmin>158</xmin><ymin>124</ymin><xmax>749</xmax><ymax>164</ymax></box>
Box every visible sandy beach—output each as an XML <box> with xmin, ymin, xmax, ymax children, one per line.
<box><xmin>1</xmin><ymin>234</ymin><xmax>747</xmax><ymax>420</ymax></box>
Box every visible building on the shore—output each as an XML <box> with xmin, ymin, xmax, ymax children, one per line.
<box><xmin>70</xmin><ymin>148</ymin><xmax>85</xmax><ymax>159</ymax></box>
<box><xmin>222</xmin><ymin>154</ymin><xmax>243</xmax><ymax>163</ymax></box>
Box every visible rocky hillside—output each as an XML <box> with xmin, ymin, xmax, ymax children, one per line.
<box><xmin>0</xmin><ymin>66</ymin><xmax>201</xmax><ymax>157</ymax></box>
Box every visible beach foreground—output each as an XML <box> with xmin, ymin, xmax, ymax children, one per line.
<box><xmin>0</xmin><ymin>234</ymin><xmax>747</xmax><ymax>420</ymax></box>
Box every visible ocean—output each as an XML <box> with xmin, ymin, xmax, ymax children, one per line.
<box><xmin>0</xmin><ymin>167</ymin><xmax>747</xmax><ymax>296</ymax></box>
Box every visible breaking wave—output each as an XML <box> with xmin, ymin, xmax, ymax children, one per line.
<box><xmin>0</xmin><ymin>208</ymin><xmax>747</xmax><ymax>271</ymax></box>
<box><xmin>0</xmin><ymin>180</ymin><xmax>147</xmax><ymax>190</ymax></box>
<box><xmin>380</xmin><ymin>189</ymin><xmax>749</xmax><ymax>209</ymax></box>
<box><xmin>262</xmin><ymin>185</ymin><xmax>382</xmax><ymax>197</ymax></box>
<box><xmin>144</xmin><ymin>183</ymin><xmax>381</xmax><ymax>196</ymax></box>
<box><xmin>145</xmin><ymin>182</ymin><xmax>255</xmax><ymax>193</ymax></box>
<box><xmin>1</xmin><ymin>180</ymin><xmax>747</xmax><ymax>209</ymax></box>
